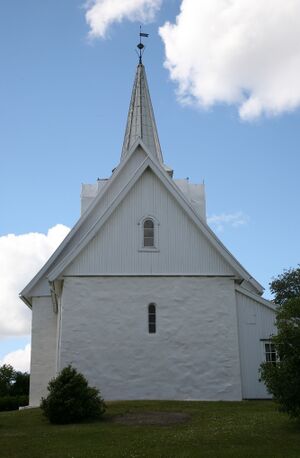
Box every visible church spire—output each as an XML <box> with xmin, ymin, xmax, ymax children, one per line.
<box><xmin>121</xmin><ymin>35</ymin><xmax>164</xmax><ymax>165</ymax></box>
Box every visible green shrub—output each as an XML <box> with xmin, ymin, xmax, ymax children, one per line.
<box><xmin>0</xmin><ymin>395</ymin><xmax>29</xmax><ymax>411</ymax></box>
<box><xmin>260</xmin><ymin>297</ymin><xmax>300</xmax><ymax>418</ymax></box>
<box><xmin>40</xmin><ymin>365</ymin><xmax>106</xmax><ymax>424</ymax></box>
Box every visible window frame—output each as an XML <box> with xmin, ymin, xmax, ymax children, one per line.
<box><xmin>143</xmin><ymin>218</ymin><xmax>155</xmax><ymax>247</ymax></box>
<box><xmin>261</xmin><ymin>339</ymin><xmax>277</xmax><ymax>364</ymax></box>
<box><xmin>148</xmin><ymin>303</ymin><xmax>156</xmax><ymax>334</ymax></box>
<box><xmin>138</xmin><ymin>215</ymin><xmax>160</xmax><ymax>252</ymax></box>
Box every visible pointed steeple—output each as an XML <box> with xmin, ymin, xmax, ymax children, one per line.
<box><xmin>121</xmin><ymin>63</ymin><xmax>164</xmax><ymax>165</ymax></box>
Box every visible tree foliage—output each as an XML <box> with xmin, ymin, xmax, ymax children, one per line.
<box><xmin>0</xmin><ymin>365</ymin><xmax>15</xmax><ymax>397</ymax></box>
<box><xmin>260</xmin><ymin>297</ymin><xmax>300</xmax><ymax>418</ymax></box>
<box><xmin>270</xmin><ymin>265</ymin><xmax>300</xmax><ymax>305</ymax></box>
<box><xmin>10</xmin><ymin>371</ymin><xmax>30</xmax><ymax>396</ymax></box>
<box><xmin>40</xmin><ymin>365</ymin><xmax>106</xmax><ymax>424</ymax></box>
<box><xmin>0</xmin><ymin>364</ymin><xmax>29</xmax><ymax>397</ymax></box>
<box><xmin>0</xmin><ymin>364</ymin><xmax>30</xmax><ymax>411</ymax></box>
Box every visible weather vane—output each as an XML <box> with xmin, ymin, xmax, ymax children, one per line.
<box><xmin>137</xmin><ymin>26</ymin><xmax>149</xmax><ymax>64</ymax></box>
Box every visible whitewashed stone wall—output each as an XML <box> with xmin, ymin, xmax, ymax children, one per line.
<box><xmin>30</xmin><ymin>296</ymin><xmax>57</xmax><ymax>406</ymax></box>
<box><xmin>59</xmin><ymin>276</ymin><xmax>242</xmax><ymax>401</ymax></box>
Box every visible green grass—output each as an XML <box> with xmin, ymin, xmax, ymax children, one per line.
<box><xmin>0</xmin><ymin>401</ymin><xmax>300</xmax><ymax>458</ymax></box>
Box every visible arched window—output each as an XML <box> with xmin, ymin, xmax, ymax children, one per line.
<box><xmin>143</xmin><ymin>219</ymin><xmax>154</xmax><ymax>247</ymax></box>
<box><xmin>148</xmin><ymin>303</ymin><xmax>156</xmax><ymax>333</ymax></box>
<box><xmin>138</xmin><ymin>215</ymin><xmax>159</xmax><ymax>252</ymax></box>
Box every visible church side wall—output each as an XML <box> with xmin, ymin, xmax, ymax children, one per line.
<box><xmin>236</xmin><ymin>291</ymin><xmax>276</xmax><ymax>399</ymax></box>
<box><xmin>59</xmin><ymin>276</ymin><xmax>242</xmax><ymax>401</ymax></box>
<box><xmin>29</xmin><ymin>296</ymin><xmax>57</xmax><ymax>406</ymax></box>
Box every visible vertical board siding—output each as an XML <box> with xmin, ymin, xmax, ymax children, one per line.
<box><xmin>29</xmin><ymin>148</ymin><xmax>147</xmax><ymax>296</ymax></box>
<box><xmin>65</xmin><ymin>169</ymin><xmax>235</xmax><ymax>276</ymax></box>
<box><xmin>236</xmin><ymin>291</ymin><xmax>276</xmax><ymax>399</ymax></box>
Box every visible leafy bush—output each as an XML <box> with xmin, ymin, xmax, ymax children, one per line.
<box><xmin>0</xmin><ymin>395</ymin><xmax>29</xmax><ymax>411</ymax></box>
<box><xmin>260</xmin><ymin>297</ymin><xmax>300</xmax><ymax>418</ymax></box>
<box><xmin>40</xmin><ymin>365</ymin><xmax>106</xmax><ymax>424</ymax></box>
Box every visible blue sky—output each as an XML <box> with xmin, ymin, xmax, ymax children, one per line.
<box><xmin>0</xmin><ymin>0</ymin><xmax>299</xmax><ymax>368</ymax></box>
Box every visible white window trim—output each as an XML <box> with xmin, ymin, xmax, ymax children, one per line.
<box><xmin>138</xmin><ymin>215</ymin><xmax>160</xmax><ymax>252</ymax></box>
<box><xmin>261</xmin><ymin>339</ymin><xmax>278</xmax><ymax>363</ymax></box>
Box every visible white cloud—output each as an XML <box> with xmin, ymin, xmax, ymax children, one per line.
<box><xmin>86</xmin><ymin>0</ymin><xmax>162</xmax><ymax>39</ymax></box>
<box><xmin>0</xmin><ymin>344</ymin><xmax>31</xmax><ymax>373</ymax></box>
<box><xmin>0</xmin><ymin>224</ymin><xmax>70</xmax><ymax>338</ymax></box>
<box><xmin>159</xmin><ymin>0</ymin><xmax>300</xmax><ymax>120</ymax></box>
<box><xmin>207</xmin><ymin>212</ymin><xmax>249</xmax><ymax>232</ymax></box>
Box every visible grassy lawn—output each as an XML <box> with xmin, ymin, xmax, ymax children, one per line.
<box><xmin>0</xmin><ymin>400</ymin><xmax>300</xmax><ymax>458</ymax></box>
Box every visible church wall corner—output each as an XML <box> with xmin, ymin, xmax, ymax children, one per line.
<box><xmin>29</xmin><ymin>296</ymin><xmax>57</xmax><ymax>407</ymax></box>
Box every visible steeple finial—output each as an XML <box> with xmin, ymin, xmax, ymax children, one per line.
<box><xmin>137</xmin><ymin>26</ymin><xmax>149</xmax><ymax>64</ymax></box>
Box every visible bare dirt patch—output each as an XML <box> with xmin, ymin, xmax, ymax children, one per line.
<box><xmin>113</xmin><ymin>411</ymin><xmax>191</xmax><ymax>426</ymax></box>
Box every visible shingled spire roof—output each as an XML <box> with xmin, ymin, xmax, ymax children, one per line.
<box><xmin>121</xmin><ymin>63</ymin><xmax>164</xmax><ymax>165</ymax></box>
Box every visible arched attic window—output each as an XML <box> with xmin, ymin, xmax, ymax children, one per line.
<box><xmin>138</xmin><ymin>215</ymin><xmax>159</xmax><ymax>251</ymax></box>
<box><xmin>143</xmin><ymin>218</ymin><xmax>154</xmax><ymax>247</ymax></box>
<box><xmin>148</xmin><ymin>303</ymin><xmax>156</xmax><ymax>333</ymax></box>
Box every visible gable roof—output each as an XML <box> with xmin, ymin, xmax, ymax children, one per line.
<box><xmin>20</xmin><ymin>138</ymin><xmax>149</xmax><ymax>301</ymax></box>
<box><xmin>20</xmin><ymin>140</ymin><xmax>264</xmax><ymax>305</ymax></box>
<box><xmin>47</xmin><ymin>148</ymin><xmax>264</xmax><ymax>292</ymax></box>
<box><xmin>20</xmin><ymin>61</ymin><xmax>265</xmax><ymax>305</ymax></box>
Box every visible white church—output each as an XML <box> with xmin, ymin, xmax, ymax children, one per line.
<box><xmin>21</xmin><ymin>50</ymin><xmax>276</xmax><ymax>406</ymax></box>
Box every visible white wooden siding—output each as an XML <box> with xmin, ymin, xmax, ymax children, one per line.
<box><xmin>236</xmin><ymin>290</ymin><xmax>276</xmax><ymax>399</ymax></box>
<box><xmin>29</xmin><ymin>147</ymin><xmax>147</xmax><ymax>296</ymax></box>
<box><xmin>64</xmin><ymin>169</ymin><xmax>235</xmax><ymax>276</ymax></box>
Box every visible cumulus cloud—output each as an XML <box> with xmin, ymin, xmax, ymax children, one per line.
<box><xmin>86</xmin><ymin>0</ymin><xmax>161</xmax><ymax>39</ymax></box>
<box><xmin>207</xmin><ymin>212</ymin><xmax>249</xmax><ymax>232</ymax></box>
<box><xmin>0</xmin><ymin>225</ymin><xmax>70</xmax><ymax>338</ymax></box>
<box><xmin>0</xmin><ymin>344</ymin><xmax>31</xmax><ymax>373</ymax></box>
<box><xmin>159</xmin><ymin>0</ymin><xmax>300</xmax><ymax>120</ymax></box>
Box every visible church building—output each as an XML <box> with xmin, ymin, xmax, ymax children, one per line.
<box><xmin>21</xmin><ymin>48</ymin><xmax>276</xmax><ymax>406</ymax></box>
